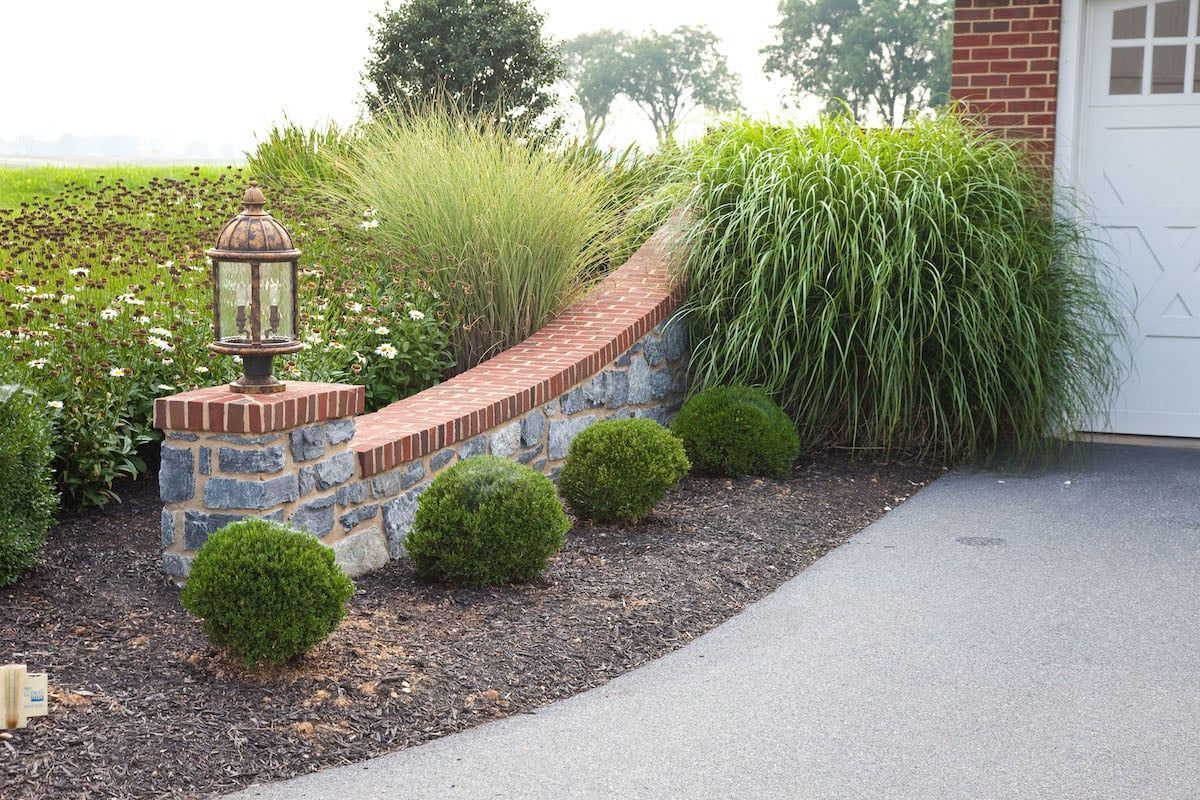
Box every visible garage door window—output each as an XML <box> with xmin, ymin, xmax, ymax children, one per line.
<box><xmin>1109</xmin><ymin>0</ymin><xmax>1200</xmax><ymax>95</ymax></box>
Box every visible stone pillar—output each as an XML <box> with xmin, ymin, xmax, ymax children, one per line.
<box><xmin>152</xmin><ymin>382</ymin><xmax>388</xmax><ymax>580</ymax></box>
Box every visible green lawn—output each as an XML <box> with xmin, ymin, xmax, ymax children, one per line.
<box><xmin>0</xmin><ymin>164</ymin><xmax>234</xmax><ymax>209</ymax></box>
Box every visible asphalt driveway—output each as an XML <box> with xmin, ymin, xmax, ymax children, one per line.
<box><xmin>229</xmin><ymin>443</ymin><xmax>1200</xmax><ymax>800</ymax></box>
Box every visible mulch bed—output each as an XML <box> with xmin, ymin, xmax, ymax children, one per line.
<box><xmin>2</xmin><ymin>453</ymin><xmax>937</xmax><ymax>799</ymax></box>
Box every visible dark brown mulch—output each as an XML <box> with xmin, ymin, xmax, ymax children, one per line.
<box><xmin>1</xmin><ymin>453</ymin><xmax>938</xmax><ymax>800</ymax></box>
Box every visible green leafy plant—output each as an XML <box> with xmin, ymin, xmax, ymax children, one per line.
<box><xmin>621</xmin><ymin>25</ymin><xmax>741</xmax><ymax>143</ymax></box>
<box><xmin>329</xmin><ymin>105</ymin><xmax>621</xmax><ymax>369</ymax></box>
<box><xmin>559</xmin><ymin>417</ymin><xmax>690</xmax><ymax>524</ymax></box>
<box><xmin>673</xmin><ymin>114</ymin><xmax>1122</xmax><ymax>462</ymax></box>
<box><xmin>671</xmin><ymin>386</ymin><xmax>800</xmax><ymax>477</ymax></box>
<box><xmin>763</xmin><ymin>0</ymin><xmax>952</xmax><ymax>126</ymax></box>
<box><xmin>404</xmin><ymin>456</ymin><xmax>569</xmax><ymax>586</ymax></box>
<box><xmin>179</xmin><ymin>519</ymin><xmax>354</xmax><ymax>669</ymax></box>
<box><xmin>0</xmin><ymin>170</ymin><xmax>455</xmax><ymax>504</ymax></box>
<box><xmin>0</xmin><ymin>384</ymin><xmax>58</xmax><ymax>586</ymax></box>
<box><xmin>362</xmin><ymin>0</ymin><xmax>563</xmax><ymax>133</ymax></box>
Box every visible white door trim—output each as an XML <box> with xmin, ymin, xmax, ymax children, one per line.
<box><xmin>1054</xmin><ymin>0</ymin><xmax>1088</xmax><ymax>203</ymax></box>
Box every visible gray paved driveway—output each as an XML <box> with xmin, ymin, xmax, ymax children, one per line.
<box><xmin>230</xmin><ymin>444</ymin><xmax>1200</xmax><ymax>800</ymax></box>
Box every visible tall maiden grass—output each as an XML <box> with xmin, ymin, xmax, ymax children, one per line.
<box><xmin>328</xmin><ymin>107</ymin><xmax>621</xmax><ymax>368</ymax></box>
<box><xmin>674</xmin><ymin>115</ymin><xmax>1123</xmax><ymax>462</ymax></box>
<box><xmin>246</xmin><ymin>119</ymin><xmax>352</xmax><ymax>190</ymax></box>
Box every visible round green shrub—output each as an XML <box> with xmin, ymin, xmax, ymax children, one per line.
<box><xmin>179</xmin><ymin>520</ymin><xmax>354</xmax><ymax>669</ymax></box>
<box><xmin>671</xmin><ymin>386</ymin><xmax>801</xmax><ymax>477</ymax></box>
<box><xmin>559</xmin><ymin>418</ymin><xmax>690</xmax><ymax>524</ymax></box>
<box><xmin>0</xmin><ymin>385</ymin><xmax>58</xmax><ymax>587</ymax></box>
<box><xmin>404</xmin><ymin>456</ymin><xmax>568</xmax><ymax>587</ymax></box>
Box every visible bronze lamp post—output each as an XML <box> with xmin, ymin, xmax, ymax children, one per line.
<box><xmin>207</xmin><ymin>180</ymin><xmax>303</xmax><ymax>393</ymax></box>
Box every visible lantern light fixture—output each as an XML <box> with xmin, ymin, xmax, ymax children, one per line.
<box><xmin>206</xmin><ymin>180</ymin><xmax>303</xmax><ymax>394</ymax></box>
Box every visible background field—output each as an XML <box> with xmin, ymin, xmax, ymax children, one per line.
<box><xmin>0</xmin><ymin>164</ymin><xmax>231</xmax><ymax>208</ymax></box>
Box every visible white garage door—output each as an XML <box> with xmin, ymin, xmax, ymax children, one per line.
<box><xmin>1078</xmin><ymin>0</ymin><xmax>1200</xmax><ymax>436</ymax></box>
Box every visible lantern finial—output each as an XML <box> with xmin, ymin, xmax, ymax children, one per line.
<box><xmin>242</xmin><ymin>179</ymin><xmax>267</xmax><ymax>216</ymax></box>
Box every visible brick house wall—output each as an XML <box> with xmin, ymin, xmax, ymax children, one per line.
<box><xmin>951</xmin><ymin>0</ymin><xmax>1064</xmax><ymax>168</ymax></box>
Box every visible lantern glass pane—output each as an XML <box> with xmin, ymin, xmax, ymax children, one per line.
<box><xmin>260</xmin><ymin>261</ymin><xmax>296</xmax><ymax>340</ymax></box>
<box><xmin>216</xmin><ymin>261</ymin><xmax>253</xmax><ymax>341</ymax></box>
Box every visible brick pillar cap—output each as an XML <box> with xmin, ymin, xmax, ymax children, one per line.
<box><xmin>153</xmin><ymin>382</ymin><xmax>364</xmax><ymax>434</ymax></box>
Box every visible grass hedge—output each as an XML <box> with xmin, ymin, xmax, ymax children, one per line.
<box><xmin>673</xmin><ymin>114</ymin><xmax>1122</xmax><ymax>461</ymax></box>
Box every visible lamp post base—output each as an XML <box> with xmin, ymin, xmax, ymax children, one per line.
<box><xmin>229</xmin><ymin>354</ymin><xmax>286</xmax><ymax>394</ymax></box>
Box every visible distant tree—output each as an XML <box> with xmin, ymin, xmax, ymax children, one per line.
<box><xmin>562</xmin><ymin>30</ymin><xmax>631</xmax><ymax>144</ymax></box>
<box><xmin>621</xmin><ymin>26</ymin><xmax>740</xmax><ymax>143</ymax></box>
<box><xmin>763</xmin><ymin>0</ymin><xmax>952</xmax><ymax>127</ymax></box>
<box><xmin>362</xmin><ymin>0</ymin><xmax>563</xmax><ymax>131</ymax></box>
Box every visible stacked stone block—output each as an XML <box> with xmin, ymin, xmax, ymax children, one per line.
<box><xmin>352</xmin><ymin>318</ymin><xmax>690</xmax><ymax>560</ymax></box>
<box><xmin>158</xmin><ymin>406</ymin><xmax>390</xmax><ymax>579</ymax></box>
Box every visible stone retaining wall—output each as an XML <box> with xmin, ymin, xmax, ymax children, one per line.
<box><xmin>155</xmin><ymin>227</ymin><xmax>688</xmax><ymax>578</ymax></box>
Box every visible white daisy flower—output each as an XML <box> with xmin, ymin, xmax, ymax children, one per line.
<box><xmin>100</xmin><ymin>308</ymin><xmax>119</xmax><ymax>320</ymax></box>
<box><xmin>408</xmin><ymin>309</ymin><xmax>426</xmax><ymax>321</ymax></box>
<box><xmin>148</xmin><ymin>337</ymin><xmax>174</xmax><ymax>351</ymax></box>
<box><xmin>47</xmin><ymin>400</ymin><xmax>64</xmax><ymax>410</ymax></box>
<box><xmin>374</xmin><ymin>343</ymin><xmax>398</xmax><ymax>359</ymax></box>
<box><xmin>374</xmin><ymin>326</ymin><xmax>390</xmax><ymax>336</ymax></box>
<box><xmin>28</xmin><ymin>358</ymin><xmax>48</xmax><ymax>369</ymax></box>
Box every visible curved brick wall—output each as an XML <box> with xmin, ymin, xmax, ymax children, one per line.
<box><xmin>154</xmin><ymin>226</ymin><xmax>689</xmax><ymax>577</ymax></box>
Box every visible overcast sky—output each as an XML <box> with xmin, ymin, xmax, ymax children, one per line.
<box><xmin>0</xmin><ymin>0</ymin><xmax>816</xmax><ymax>160</ymax></box>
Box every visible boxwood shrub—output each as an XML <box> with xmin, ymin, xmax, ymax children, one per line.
<box><xmin>671</xmin><ymin>386</ymin><xmax>800</xmax><ymax>478</ymax></box>
<box><xmin>179</xmin><ymin>519</ymin><xmax>354</xmax><ymax>669</ymax></box>
<box><xmin>0</xmin><ymin>385</ymin><xmax>58</xmax><ymax>587</ymax></box>
<box><xmin>404</xmin><ymin>456</ymin><xmax>569</xmax><ymax>586</ymax></box>
<box><xmin>559</xmin><ymin>417</ymin><xmax>690</xmax><ymax>524</ymax></box>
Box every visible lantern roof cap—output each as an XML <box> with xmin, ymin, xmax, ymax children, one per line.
<box><xmin>207</xmin><ymin>180</ymin><xmax>301</xmax><ymax>262</ymax></box>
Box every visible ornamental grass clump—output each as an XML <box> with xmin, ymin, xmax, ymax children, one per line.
<box><xmin>180</xmin><ymin>519</ymin><xmax>354</xmax><ymax>670</ymax></box>
<box><xmin>0</xmin><ymin>384</ymin><xmax>58</xmax><ymax>587</ymax></box>
<box><xmin>559</xmin><ymin>417</ymin><xmax>690</xmax><ymax>524</ymax></box>
<box><xmin>404</xmin><ymin>456</ymin><xmax>569</xmax><ymax>587</ymax></box>
<box><xmin>674</xmin><ymin>114</ymin><xmax>1122</xmax><ymax>462</ymax></box>
<box><xmin>246</xmin><ymin>119</ymin><xmax>353</xmax><ymax>191</ymax></box>
<box><xmin>671</xmin><ymin>386</ymin><xmax>800</xmax><ymax>478</ymax></box>
<box><xmin>330</xmin><ymin>105</ymin><xmax>621</xmax><ymax>369</ymax></box>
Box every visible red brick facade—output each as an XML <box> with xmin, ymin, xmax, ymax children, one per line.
<box><xmin>951</xmin><ymin>0</ymin><xmax>1063</xmax><ymax>167</ymax></box>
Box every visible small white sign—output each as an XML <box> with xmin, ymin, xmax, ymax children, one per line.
<box><xmin>2</xmin><ymin>664</ymin><xmax>49</xmax><ymax>729</ymax></box>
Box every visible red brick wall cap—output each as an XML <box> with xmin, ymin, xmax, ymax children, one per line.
<box><xmin>154</xmin><ymin>382</ymin><xmax>365</xmax><ymax>435</ymax></box>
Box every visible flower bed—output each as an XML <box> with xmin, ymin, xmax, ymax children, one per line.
<box><xmin>0</xmin><ymin>173</ymin><xmax>451</xmax><ymax>505</ymax></box>
<box><xmin>0</xmin><ymin>455</ymin><xmax>933</xmax><ymax>800</ymax></box>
